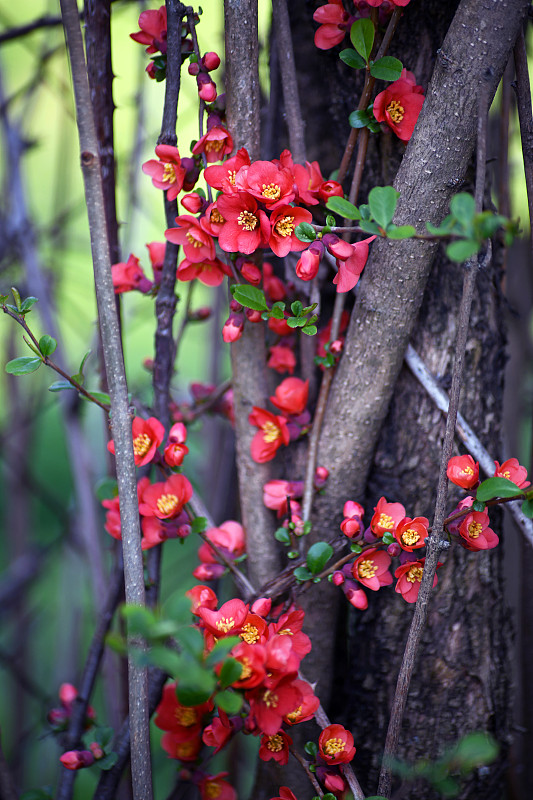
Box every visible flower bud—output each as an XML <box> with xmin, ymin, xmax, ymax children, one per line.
<box><xmin>60</xmin><ymin>750</ymin><xmax>95</xmax><ymax>770</ymax></box>
<box><xmin>240</xmin><ymin>260</ymin><xmax>262</xmax><ymax>285</ymax></box>
<box><xmin>251</xmin><ymin>597</ymin><xmax>272</xmax><ymax>615</ymax></box>
<box><xmin>318</xmin><ymin>180</ymin><xmax>344</xmax><ymax>202</ymax></box>
<box><xmin>387</xmin><ymin>542</ymin><xmax>401</xmax><ymax>557</ymax></box>
<box><xmin>332</xmin><ymin>571</ymin><xmax>345</xmax><ymax>586</ymax></box>
<box><xmin>330</xmin><ymin>339</ymin><xmax>343</xmax><ymax>354</ymax></box>
<box><xmin>296</xmin><ymin>242</ymin><xmax>323</xmax><ymax>281</ymax></box>
<box><xmin>188</xmin><ymin>61</ymin><xmax>200</xmax><ymax>76</ymax></box>
<box><xmin>181</xmin><ymin>192</ymin><xmax>204</xmax><ymax>214</ymax></box>
<box><xmin>188</xmin><ymin>306</ymin><xmax>212</xmax><ymax>321</ymax></box>
<box><xmin>222</xmin><ymin>313</ymin><xmax>244</xmax><ymax>343</ymax></box>
<box><xmin>246</xmin><ymin>309</ymin><xmax>262</xmax><ymax>323</ymax></box>
<box><xmin>202</xmin><ymin>51</ymin><xmax>221</xmax><ymax>71</ymax></box>
<box><xmin>197</xmin><ymin>74</ymin><xmax>217</xmax><ymax>102</ymax></box>
<box><xmin>314</xmin><ymin>466</ymin><xmax>329</xmax><ymax>488</ymax></box>
<box><xmin>89</xmin><ymin>742</ymin><xmax>104</xmax><ymax>760</ymax></box>
<box><xmin>325</xmin><ymin>234</ymin><xmax>353</xmax><ymax>260</ymax></box>
<box><xmin>230</xmin><ymin>299</ymin><xmax>243</xmax><ymax>313</ymax></box>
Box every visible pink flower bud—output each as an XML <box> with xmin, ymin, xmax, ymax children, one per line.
<box><xmin>332</xmin><ymin>571</ymin><xmax>345</xmax><ymax>586</ymax></box>
<box><xmin>202</xmin><ymin>51</ymin><xmax>221</xmax><ymax>71</ymax></box>
<box><xmin>314</xmin><ymin>466</ymin><xmax>329</xmax><ymax>488</ymax></box>
<box><xmin>330</xmin><ymin>339</ymin><xmax>343</xmax><ymax>354</ymax></box>
<box><xmin>246</xmin><ymin>309</ymin><xmax>262</xmax><ymax>323</ymax></box>
<box><xmin>188</xmin><ymin>61</ymin><xmax>200</xmax><ymax>76</ymax></box>
<box><xmin>230</xmin><ymin>299</ymin><xmax>243</xmax><ymax>313</ymax></box>
<box><xmin>341</xmin><ymin>517</ymin><xmax>361</xmax><ymax>538</ymax></box>
<box><xmin>89</xmin><ymin>742</ymin><xmax>104</xmax><ymax>759</ymax></box>
<box><xmin>60</xmin><ymin>750</ymin><xmax>95</xmax><ymax>770</ymax></box>
<box><xmin>318</xmin><ymin>180</ymin><xmax>344</xmax><ymax>202</ymax></box>
<box><xmin>240</xmin><ymin>260</ymin><xmax>262</xmax><ymax>285</ymax></box>
<box><xmin>251</xmin><ymin>597</ymin><xmax>272</xmax><ymax>615</ymax></box>
<box><xmin>59</xmin><ymin>683</ymin><xmax>78</xmax><ymax>709</ymax></box>
<box><xmin>326</xmin><ymin>235</ymin><xmax>353</xmax><ymax>260</ymax></box>
<box><xmin>181</xmin><ymin>192</ymin><xmax>204</xmax><ymax>213</ymax></box>
<box><xmin>387</xmin><ymin>542</ymin><xmax>401</xmax><ymax>557</ymax></box>
<box><xmin>296</xmin><ymin>247</ymin><xmax>321</xmax><ymax>281</ymax></box>
<box><xmin>222</xmin><ymin>313</ymin><xmax>244</xmax><ymax>343</ymax></box>
<box><xmin>197</xmin><ymin>74</ymin><xmax>217</xmax><ymax>102</ymax></box>
<box><xmin>189</xmin><ymin>306</ymin><xmax>212</xmax><ymax>321</ymax></box>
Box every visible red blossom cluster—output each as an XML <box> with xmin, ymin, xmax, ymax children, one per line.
<box><xmin>249</xmin><ymin>377</ymin><xmax>310</xmax><ymax>463</ymax></box>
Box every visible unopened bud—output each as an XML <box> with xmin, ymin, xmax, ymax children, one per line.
<box><xmin>202</xmin><ymin>51</ymin><xmax>221</xmax><ymax>71</ymax></box>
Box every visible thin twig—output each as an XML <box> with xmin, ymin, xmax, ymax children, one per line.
<box><xmin>290</xmin><ymin>747</ymin><xmax>323</xmax><ymax>797</ymax></box>
<box><xmin>0</xmin><ymin>732</ymin><xmax>17</xmax><ymax>800</ymax></box>
<box><xmin>59</xmin><ymin>2</ymin><xmax>151</xmax><ymax>797</ymax></box>
<box><xmin>271</xmin><ymin>0</ymin><xmax>306</xmax><ymax>162</ymax></box>
<box><xmin>513</xmin><ymin>27</ymin><xmax>533</xmax><ymax>267</ymax></box>
<box><xmin>377</xmin><ymin>82</ymin><xmax>490</xmax><ymax>799</ymax></box>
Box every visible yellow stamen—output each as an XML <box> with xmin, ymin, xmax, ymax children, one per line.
<box><xmin>267</xmin><ymin>734</ymin><xmax>284</xmax><ymax>752</ymax></box>
<box><xmin>157</xmin><ymin>493</ymin><xmax>179</xmax><ymax>515</ymax></box>
<box><xmin>210</xmin><ymin>209</ymin><xmax>225</xmax><ymax>224</ymax></box>
<box><xmin>205</xmin><ymin>140</ymin><xmax>223</xmax><ymax>153</ymax></box>
<box><xmin>468</xmin><ymin>522</ymin><xmax>483</xmax><ymax>539</ymax></box>
<box><xmin>402</xmin><ymin>529</ymin><xmax>420</xmax><ymax>546</ymax></box>
<box><xmin>238</xmin><ymin>210</ymin><xmax>258</xmax><ymax>231</ymax></box>
<box><xmin>162</xmin><ymin>163</ymin><xmax>176</xmax><ymax>183</ymax></box>
<box><xmin>175</xmin><ymin>707</ymin><xmax>197</xmax><ymax>726</ymax></box>
<box><xmin>133</xmin><ymin>433</ymin><xmax>152</xmax><ymax>458</ymax></box>
<box><xmin>463</xmin><ymin>466</ymin><xmax>474</xmax><ymax>476</ymax></box>
<box><xmin>186</xmin><ymin>232</ymin><xmax>202</xmax><ymax>248</ymax></box>
<box><xmin>286</xmin><ymin>705</ymin><xmax>302</xmax><ymax>723</ymax></box>
<box><xmin>262</xmin><ymin>420</ymin><xmax>280</xmax><ymax>443</ymax></box>
<box><xmin>275</xmin><ymin>215</ymin><xmax>295</xmax><ymax>237</ymax></box>
<box><xmin>261</xmin><ymin>182</ymin><xmax>281</xmax><ymax>200</ymax></box>
<box><xmin>205</xmin><ymin>782</ymin><xmax>221</xmax><ymax>799</ymax></box>
<box><xmin>407</xmin><ymin>565</ymin><xmax>423</xmax><ymax>583</ymax></box>
<box><xmin>358</xmin><ymin>559</ymin><xmax>378</xmax><ymax>579</ymax></box>
<box><xmin>378</xmin><ymin>513</ymin><xmax>394</xmax><ymax>530</ymax></box>
<box><xmin>240</xmin><ymin>623</ymin><xmax>260</xmax><ymax>644</ymax></box>
<box><xmin>386</xmin><ymin>99</ymin><xmax>405</xmax><ymax>123</ymax></box>
<box><xmin>324</xmin><ymin>738</ymin><xmax>345</xmax><ymax>756</ymax></box>
<box><xmin>216</xmin><ymin>617</ymin><xmax>236</xmax><ymax>633</ymax></box>
<box><xmin>262</xmin><ymin>689</ymin><xmax>278</xmax><ymax>708</ymax></box>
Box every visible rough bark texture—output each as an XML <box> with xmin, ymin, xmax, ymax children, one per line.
<box><xmin>268</xmin><ymin>1</ymin><xmax>526</xmax><ymax>798</ymax></box>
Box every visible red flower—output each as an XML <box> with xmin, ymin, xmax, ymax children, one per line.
<box><xmin>263</xmin><ymin>479</ymin><xmax>303</xmax><ymax>517</ymax></box>
<box><xmin>193</xmin><ymin>126</ymin><xmax>233</xmax><ymax>163</ymax></box>
<box><xmin>373</xmin><ymin>70</ymin><xmax>425</xmax><ymax>142</ymax></box>
<box><xmin>283</xmin><ymin>678</ymin><xmax>319</xmax><ymax>725</ymax></box>
<box><xmin>161</xmin><ymin>730</ymin><xmax>202</xmax><ymax>761</ymax></box>
<box><xmin>447</xmin><ymin>454</ymin><xmax>479</xmax><ymax>489</ymax></box>
<box><xmin>271</xmin><ymin>789</ymin><xmax>297</xmax><ymax>800</ymax></box>
<box><xmin>235</xmin><ymin>160</ymin><xmax>296</xmax><ymax>210</ymax></box>
<box><xmin>313</xmin><ymin>1</ymin><xmax>351</xmax><ymax>51</ymax></box>
<box><xmin>146</xmin><ymin>241</ymin><xmax>166</xmax><ymax>283</ymax></box>
<box><xmin>394</xmin><ymin>558</ymin><xmax>438</xmax><ymax>603</ymax></box>
<box><xmin>366</xmin><ymin>0</ymin><xmax>411</xmax><ymax>6</ymax></box>
<box><xmin>352</xmin><ymin>548</ymin><xmax>393</xmax><ymax>591</ymax></box>
<box><xmin>165</xmin><ymin>215</ymin><xmax>216</xmax><ymax>263</ymax></box>
<box><xmin>268</xmin><ymin>205</ymin><xmax>313</xmax><ymax>258</ymax></box>
<box><xmin>270</xmin><ymin>377</ymin><xmax>309</xmax><ymax>416</ymax></box>
<box><xmin>142</xmin><ymin>144</ymin><xmax>186</xmax><ymax>201</ymax></box>
<box><xmin>111</xmin><ymin>254</ymin><xmax>153</xmax><ymax>294</ymax></box>
<box><xmin>296</xmin><ymin>241</ymin><xmax>325</xmax><ymax>281</ymax></box>
<box><xmin>204</xmin><ymin>148</ymin><xmax>251</xmax><ymax>193</ymax></box>
<box><xmin>202</xmin><ymin>712</ymin><xmax>234</xmax><ymax>753</ymax></box>
<box><xmin>318</xmin><ymin>724</ymin><xmax>356</xmax><ymax>765</ymax></box>
<box><xmin>268</xmin><ymin>345</ymin><xmax>296</xmax><ymax>375</ymax></box>
<box><xmin>130</xmin><ymin>6</ymin><xmax>167</xmax><ymax>54</ymax></box>
<box><xmin>197</xmin><ymin>598</ymin><xmax>249</xmax><ymax>637</ymax></box>
<box><xmin>259</xmin><ymin>730</ymin><xmax>292</xmax><ymax>765</ymax></box>
<box><xmin>248</xmin><ymin>677</ymin><xmax>302</xmax><ymax>735</ymax></box>
<box><xmin>229</xmin><ymin>641</ymin><xmax>267</xmax><ymax>689</ymax></box>
<box><xmin>138</xmin><ymin>474</ymin><xmax>193</xmax><ymax>519</ymax></box>
<box><xmin>164</xmin><ymin>422</ymin><xmax>189</xmax><ymax>467</ymax></box>
<box><xmin>154</xmin><ymin>682</ymin><xmax>210</xmax><ymax>734</ymax></box>
<box><xmin>108</xmin><ymin>416</ymin><xmax>164</xmax><ymax>467</ymax></box>
<box><xmin>177</xmin><ymin>256</ymin><xmax>229</xmax><ymax>286</ymax></box>
<box><xmin>494</xmin><ymin>458</ymin><xmax>530</xmax><ymax>489</ymax></box>
<box><xmin>318</xmin><ymin>180</ymin><xmax>344</xmax><ymax>202</ymax></box>
<box><xmin>333</xmin><ymin>236</ymin><xmax>376</xmax><ymax>293</ymax></box>
<box><xmin>187</xmin><ymin>584</ymin><xmax>218</xmax><ymax>615</ymax></box>
<box><xmin>217</xmin><ymin>193</ymin><xmax>270</xmax><ymax>255</ymax></box>
<box><xmin>293</xmin><ymin>160</ymin><xmax>324</xmax><ymax>205</ymax></box>
<box><xmin>249</xmin><ymin>407</ymin><xmax>290</xmax><ymax>463</ymax></box>
<box><xmin>370</xmin><ymin>496</ymin><xmax>406</xmax><ymax>536</ymax></box>
<box><xmin>199</xmin><ymin>773</ymin><xmax>236</xmax><ymax>800</ymax></box>
<box><xmin>394</xmin><ymin>516</ymin><xmax>429</xmax><ymax>552</ymax></box>
<box><xmin>458</xmin><ymin>511</ymin><xmax>499</xmax><ymax>551</ymax></box>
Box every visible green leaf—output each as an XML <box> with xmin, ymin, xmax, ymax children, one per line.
<box><xmin>288</xmin><ymin>550</ymin><xmax>299</xmax><ymax>559</ymax></box>
<box><xmin>426</xmin><ymin>217</ymin><xmax>454</xmax><ymax>236</ymax></box>
<box><xmin>326</xmin><ymin>215</ymin><xmax>336</xmax><ymax>228</ymax></box>
<box><xmin>339</xmin><ymin>48</ymin><xmax>366</xmax><ymax>69</ymax></box>
<box><xmin>80</xmin><ymin>390</ymin><xmax>111</xmax><ymax>406</ymax></box>
<box><xmin>295</xmin><ymin>222</ymin><xmax>316</xmax><ymax>243</ymax></box>
<box><xmin>275</xmin><ymin>527</ymin><xmax>291</xmax><ymax>545</ymax></box>
<box><xmin>79</xmin><ymin>349</ymin><xmax>91</xmax><ymax>375</ymax></box>
<box><xmin>472</xmin><ymin>499</ymin><xmax>485</xmax><ymax>513</ymax></box>
<box><xmin>191</xmin><ymin>516</ymin><xmax>208</xmax><ymax>535</ymax></box>
<box><xmin>382</xmin><ymin>532</ymin><xmax>394</xmax><ymax>545</ymax></box>
<box><xmin>121</xmin><ymin>606</ymin><xmax>156</xmax><ymax>636</ymax></box>
<box><xmin>452</xmin><ymin>732</ymin><xmax>498</xmax><ymax>771</ymax></box>
<box><xmin>370</xmin><ymin>56</ymin><xmax>403</xmax><ymax>82</ymax></box>
<box><xmin>350</xmin><ymin>18</ymin><xmax>374</xmax><ymax>62</ymax></box>
<box><xmin>230</xmin><ymin>284</ymin><xmax>268</xmax><ymax>311</ymax></box>
<box><xmin>521</xmin><ymin>498</ymin><xmax>533</xmax><ymax>518</ymax></box>
<box><xmin>302</xmin><ymin>325</ymin><xmax>318</xmax><ymax>336</ymax></box>
<box><xmin>215</xmin><ymin>689</ymin><xmax>243</xmax><ymax>714</ymax></box>
<box><xmin>359</xmin><ymin>203</ymin><xmax>371</xmax><ymax>220</ymax></box>
<box><xmin>304</xmin><ymin>741</ymin><xmax>318</xmax><ymax>758</ymax></box>
<box><xmin>20</xmin><ymin>296</ymin><xmax>39</xmax><ymax>313</ymax></box>
<box><xmin>205</xmin><ymin>636</ymin><xmax>241</xmax><ymax>667</ymax></box>
<box><xmin>104</xmin><ymin>631</ymin><xmax>127</xmax><ymax>655</ymax></box>
<box><xmin>350</xmin><ymin>543</ymin><xmax>362</xmax><ymax>553</ymax></box>
<box><xmin>326</xmin><ymin>196</ymin><xmax>361</xmax><ymax>220</ymax></box>
<box><xmin>163</xmin><ymin>592</ymin><xmax>194</xmax><ymax>623</ymax></box>
<box><xmin>11</xmin><ymin>287</ymin><xmax>22</xmax><ymax>310</ymax></box>
<box><xmin>291</xmin><ymin>300</ymin><xmax>303</xmax><ymax>316</ymax></box>
<box><xmin>450</xmin><ymin>192</ymin><xmax>476</xmax><ymax>226</ymax></box>
<box><xmin>39</xmin><ymin>335</ymin><xmax>57</xmax><ymax>357</ymax></box>
<box><xmin>175</xmin><ymin>664</ymin><xmax>216</xmax><ymax>706</ymax></box>
<box><xmin>97</xmin><ymin>752</ymin><xmax>118</xmax><ymax>771</ymax></box>
<box><xmin>49</xmin><ymin>380</ymin><xmax>74</xmax><ymax>392</ymax></box>
<box><xmin>5</xmin><ymin>356</ymin><xmax>42</xmax><ymax>375</ymax></box>
<box><xmin>287</xmin><ymin>317</ymin><xmax>306</xmax><ymax>328</ymax></box>
<box><xmin>95</xmin><ymin>477</ymin><xmax>118</xmax><ymax>502</ymax></box>
<box><xmin>476</xmin><ymin>476</ymin><xmax>523</xmax><ymax>502</ymax></box>
<box><xmin>293</xmin><ymin>566</ymin><xmax>313</xmax><ymax>582</ymax></box>
<box><xmin>359</xmin><ymin>220</ymin><xmax>381</xmax><ymax>235</ymax></box>
<box><xmin>270</xmin><ymin>302</ymin><xmax>286</xmax><ymax>319</ymax></box>
<box><xmin>306</xmin><ymin>541</ymin><xmax>334</xmax><ymax>574</ymax></box>
<box><xmin>386</xmin><ymin>224</ymin><xmax>416</xmax><ymax>240</ymax></box>
<box><xmin>176</xmin><ymin>626</ymin><xmax>205</xmax><ymax>657</ymax></box>
<box><xmin>368</xmin><ymin>186</ymin><xmax>400</xmax><ymax>229</ymax></box>
<box><xmin>219</xmin><ymin>657</ymin><xmax>243</xmax><ymax>688</ymax></box>
<box><xmin>446</xmin><ymin>239</ymin><xmax>479</xmax><ymax>262</ymax></box>
<box><xmin>349</xmin><ymin>109</ymin><xmax>371</xmax><ymax>129</ymax></box>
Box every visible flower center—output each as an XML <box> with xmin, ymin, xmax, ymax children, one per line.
<box><xmin>386</xmin><ymin>99</ymin><xmax>405</xmax><ymax>123</ymax></box>
<box><xmin>501</xmin><ymin>470</ymin><xmax>511</xmax><ymax>479</ymax></box>
<box><xmin>240</xmin><ymin>623</ymin><xmax>260</xmax><ymax>644</ymax></box>
<box><xmin>262</xmin><ymin>420</ymin><xmax>281</xmax><ymax>443</ymax></box>
<box><xmin>162</xmin><ymin>163</ymin><xmax>176</xmax><ymax>183</ymax></box>
<box><xmin>186</xmin><ymin>232</ymin><xmax>202</xmax><ymax>248</ymax></box>
<box><xmin>216</xmin><ymin>616</ymin><xmax>236</xmax><ymax>633</ymax></box>
<box><xmin>267</xmin><ymin>734</ymin><xmax>283</xmax><ymax>752</ymax></box>
<box><xmin>286</xmin><ymin>705</ymin><xmax>302</xmax><ymax>723</ymax></box>
<box><xmin>407</xmin><ymin>565</ymin><xmax>424</xmax><ymax>583</ymax></box>
<box><xmin>238</xmin><ymin>210</ymin><xmax>258</xmax><ymax>231</ymax></box>
<box><xmin>175</xmin><ymin>707</ymin><xmax>197</xmax><ymax>726</ymax></box>
<box><xmin>239</xmin><ymin>660</ymin><xmax>252</xmax><ymax>680</ymax></box>
<box><xmin>261</xmin><ymin>182</ymin><xmax>281</xmax><ymax>200</ymax></box>
<box><xmin>324</xmin><ymin>738</ymin><xmax>345</xmax><ymax>756</ymax></box>
<box><xmin>378</xmin><ymin>513</ymin><xmax>394</xmax><ymax>530</ymax></box>
<box><xmin>402</xmin><ymin>529</ymin><xmax>420</xmax><ymax>546</ymax></box>
<box><xmin>175</xmin><ymin>741</ymin><xmax>196</xmax><ymax>758</ymax></box>
<box><xmin>210</xmin><ymin>209</ymin><xmax>225</xmax><ymax>224</ymax></box>
<box><xmin>262</xmin><ymin>689</ymin><xmax>278</xmax><ymax>708</ymax></box>
<box><xmin>205</xmin><ymin>782</ymin><xmax>221</xmax><ymax>799</ymax></box>
<box><xmin>358</xmin><ymin>559</ymin><xmax>377</xmax><ymax>579</ymax></box>
<box><xmin>468</xmin><ymin>522</ymin><xmax>483</xmax><ymax>539</ymax></box>
<box><xmin>275</xmin><ymin>215</ymin><xmax>295</xmax><ymax>237</ymax></box>
<box><xmin>463</xmin><ymin>466</ymin><xmax>474</xmax><ymax>476</ymax></box>
<box><xmin>133</xmin><ymin>433</ymin><xmax>152</xmax><ymax>457</ymax></box>
<box><xmin>157</xmin><ymin>493</ymin><xmax>179</xmax><ymax>515</ymax></box>
<box><xmin>228</xmin><ymin>170</ymin><xmax>236</xmax><ymax>185</ymax></box>
<box><xmin>277</xmin><ymin>628</ymin><xmax>293</xmax><ymax>636</ymax></box>
<box><xmin>205</xmin><ymin>139</ymin><xmax>224</xmax><ymax>153</ymax></box>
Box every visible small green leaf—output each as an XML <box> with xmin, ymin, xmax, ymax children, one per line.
<box><xmin>304</xmin><ymin>741</ymin><xmax>318</xmax><ymax>758</ymax></box>
<box><xmin>230</xmin><ymin>284</ymin><xmax>268</xmax><ymax>311</ymax></box>
<box><xmin>359</xmin><ymin>203</ymin><xmax>371</xmax><ymax>220</ymax></box>
<box><xmin>302</xmin><ymin>325</ymin><xmax>318</xmax><ymax>336</ymax></box>
<box><xmin>476</xmin><ymin>476</ymin><xmax>523</xmax><ymax>502</ymax></box>
<box><xmin>95</xmin><ymin>477</ymin><xmax>118</xmax><ymax>501</ymax></box>
<box><xmin>121</xmin><ymin>606</ymin><xmax>157</xmax><ymax>636</ymax></box>
<box><xmin>382</xmin><ymin>532</ymin><xmax>394</xmax><ymax>545</ymax></box>
<box><xmin>291</xmin><ymin>301</ymin><xmax>303</xmax><ymax>316</ymax></box>
<box><xmin>293</xmin><ymin>566</ymin><xmax>313</xmax><ymax>582</ymax></box>
<box><xmin>48</xmin><ymin>380</ymin><xmax>74</xmax><ymax>392</ymax></box>
<box><xmin>163</xmin><ymin>592</ymin><xmax>195</xmax><ymax>623</ymax></box>
<box><xmin>146</xmin><ymin>645</ymin><xmax>182</xmax><ymax>674</ymax></box>
<box><xmin>191</xmin><ymin>516</ymin><xmax>208</xmax><ymax>535</ymax></box>
<box><xmin>326</xmin><ymin>215</ymin><xmax>336</xmax><ymax>228</ymax></box>
<box><xmin>350</xmin><ymin>18</ymin><xmax>374</xmax><ymax>62</ymax></box>
<box><xmin>11</xmin><ymin>287</ymin><xmax>22</xmax><ymax>310</ymax></box>
<box><xmin>39</xmin><ymin>335</ymin><xmax>57</xmax><ymax>357</ymax></box>
<box><xmin>287</xmin><ymin>550</ymin><xmax>299</xmax><ymax>559</ymax></box>
<box><xmin>215</xmin><ymin>689</ymin><xmax>243</xmax><ymax>714</ymax></box>
<box><xmin>349</xmin><ymin>109</ymin><xmax>371</xmax><ymax>129</ymax></box>
<box><xmin>81</xmin><ymin>390</ymin><xmax>111</xmax><ymax>406</ymax></box>
<box><xmin>303</xmin><ymin>520</ymin><xmax>312</xmax><ymax>535</ymax></box>
<box><xmin>79</xmin><ymin>349</ymin><xmax>91</xmax><ymax>375</ymax></box>
<box><xmin>359</xmin><ymin>220</ymin><xmax>381</xmax><ymax>235</ymax></box>
<box><xmin>370</xmin><ymin>56</ymin><xmax>403</xmax><ymax>82</ymax></box>
<box><xmin>472</xmin><ymin>499</ymin><xmax>485</xmax><ymax>512</ymax></box>
<box><xmin>5</xmin><ymin>356</ymin><xmax>42</xmax><ymax>375</ymax></box>
<box><xmin>446</xmin><ymin>239</ymin><xmax>480</xmax><ymax>262</ymax></box>
<box><xmin>387</xmin><ymin>224</ymin><xmax>416</xmax><ymax>240</ymax></box>
<box><xmin>368</xmin><ymin>186</ymin><xmax>400</xmax><ymax>229</ymax></box>
<box><xmin>326</xmin><ymin>196</ymin><xmax>361</xmax><ymax>220</ymax></box>
<box><xmin>275</xmin><ymin>527</ymin><xmax>291</xmax><ymax>545</ymax></box>
<box><xmin>306</xmin><ymin>541</ymin><xmax>333</xmax><ymax>574</ymax></box>
<box><xmin>176</xmin><ymin>626</ymin><xmax>205</xmax><ymax>657</ymax></box>
<box><xmin>295</xmin><ymin>222</ymin><xmax>316</xmax><ymax>243</ymax></box>
<box><xmin>97</xmin><ymin>752</ymin><xmax>118</xmax><ymax>770</ymax></box>
<box><xmin>426</xmin><ymin>219</ymin><xmax>453</xmax><ymax>236</ymax></box>
<box><xmin>205</xmin><ymin>636</ymin><xmax>241</xmax><ymax>667</ymax></box>
<box><xmin>350</xmin><ymin>543</ymin><xmax>362</xmax><ymax>553</ymax></box>
<box><xmin>271</xmin><ymin>301</ymin><xmax>286</xmax><ymax>319</ymax></box>
<box><xmin>175</xmin><ymin>667</ymin><xmax>216</xmax><ymax>706</ymax></box>
<box><xmin>339</xmin><ymin>48</ymin><xmax>366</xmax><ymax>69</ymax></box>
<box><xmin>20</xmin><ymin>296</ymin><xmax>39</xmax><ymax>313</ymax></box>
<box><xmin>219</xmin><ymin>657</ymin><xmax>243</xmax><ymax>688</ymax></box>
<box><xmin>450</xmin><ymin>193</ymin><xmax>476</xmax><ymax>226</ymax></box>
<box><xmin>452</xmin><ymin>731</ymin><xmax>498</xmax><ymax>771</ymax></box>
<box><xmin>521</xmin><ymin>498</ymin><xmax>533</xmax><ymax>518</ymax></box>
